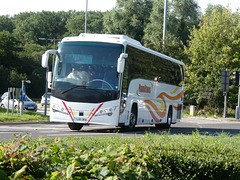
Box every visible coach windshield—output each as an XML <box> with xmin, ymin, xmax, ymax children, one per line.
<box><xmin>52</xmin><ymin>42</ymin><xmax>124</xmax><ymax>103</ymax></box>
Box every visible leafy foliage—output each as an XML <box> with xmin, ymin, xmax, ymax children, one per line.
<box><xmin>103</xmin><ymin>0</ymin><xmax>153</xmax><ymax>41</ymax></box>
<box><xmin>65</xmin><ymin>11</ymin><xmax>104</xmax><ymax>36</ymax></box>
<box><xmin>143</xmin><ymin>0</ymin><xmax>201</xmax><ymax>47</ymax></box>
<box><xmin>0</xmin><ymin>15</ymin><xmax>14</xmax><ymax>33</ymax></box>
<box><xmin>0</xmin><ymin>1</ymin><xmax>239</xmax><ymax>108</ymax></box>
<box><xmin>0</xmin><ymin>31</ymin><xmax>19</xmax><ymax>68</ymax></box>
<box><xmin>184</xmin><ymin>7</ymin><xmax>240</xmax><ymax>108</ymax></box>
<box><xmin>0</xmin><ymin>133</ymin><xmax>239</xmax><ymax>179</ymax></box>
<box><xmin>13</xmin><ymin>11</ymin><xmax>70</xmax><ymax>45</ymax></box>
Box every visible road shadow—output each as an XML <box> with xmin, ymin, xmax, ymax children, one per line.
<box><xmin>74</xmin><ymin>125</ymin><xmax>240</xmax><ymax>136</ymax></box>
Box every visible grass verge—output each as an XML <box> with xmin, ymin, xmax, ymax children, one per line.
<box><xmin>0</xmin><ymin>107</ymin><xmax>49</xmax><ymax>122</ymax></box>
<box><xmin>0</xmin><ymin>132</ymin><xmax>239</xmax><ymax>179</ymax></box>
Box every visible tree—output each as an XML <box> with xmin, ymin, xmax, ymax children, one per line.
<box><xmin>204</xmin><ymin>4</ymin><xmax>224</xmax><ymax>16</ymax></box>
<box><xmin>0</xmin><ymin>31</ymin><xmax>28</xmax><ymax>93</ymax></box>
<box><xmin>143</xmin><ymin>0</ymin><xmax>164</xmax><ymax>44</ymax></box>
<box><xmin>144</xmin><ymin>33</ymin><xmax>185</xmax><ymax>61</ymax></box>
<box><xmin>184</xmin><ymin>7</ymin><xmax>240</xmax><ymax>110</ymax></box>
<box><xmin>17</xmin><ymin>43</ymin><xmax>47</xmax><ymax>97</ymax></box>
<box><xmin>12</xmin><ymin>12</ymin><xmax>35</xmax><ymax>44</ymax></box>
<box><xmin>9</xmin><ymin>70</ymin><xmax>27</xmax><ymax>88</ymax></box>
<box><xmin>103</xmin><ymin>0</ymin><xmax>153</xmax><ymax>42</ymax></box>
<box><xmin>0</xmin><ymin>15</ymin><xmax>14</xmax><ymax>33</ymax></box>
<box><xmin>13</xmin><ymin>11</ymin><xmax>70</xmax><ymax>45</ymax></box>
<box><xmin>65</xmin><ymin>11</ymin><xmax>104</xmax><ymax>36</ymax></box>
<box><xmin>34</xmin><ymin>11</ymin><xmax>70</xmax><ymax>44</ymax></box>
<box><xmin>143</xmin><ymin>0</ymin><xmax>201</xmax><ymax>47</ymax></box>
<box><xmin>0</xmin><ymin>31</ymin><xmax>20</xmax><ymax>69</ymax></box>
<box><xmin>171</xmin><ymin>0</ymin><xmax>200</xmax><ymax>45</ymax></box>
<box><xmin>0</xmin><ymin>66</ymin><xmax>10</xmax><ymax>93</ymax></box>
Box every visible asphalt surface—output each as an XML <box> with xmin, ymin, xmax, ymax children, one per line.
<box><xmin>0</xmin><ymin>115</ymin><xmax>239</xmax><ymax>141</ymax></box>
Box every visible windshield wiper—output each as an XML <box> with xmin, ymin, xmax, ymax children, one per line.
<box><xmin>61</xmin><ymin>85</ymin><xmax>89</xmax><ymax>94</ymax></box>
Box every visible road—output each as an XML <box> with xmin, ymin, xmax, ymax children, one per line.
<box><xmin>0</xmin><ymin>116</ymin><xmax>240</xmax><ymax>140</ymax></box>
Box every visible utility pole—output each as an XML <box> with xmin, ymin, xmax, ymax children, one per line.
<box><xmin>85</xmin><ymin>0</ymin><xmax>88</xmax><ymax>33</ymax></box>
<box><xmin>163</xmin><ymin>0</ymin><xmax>168</xmax><ymax>45</ymax></box>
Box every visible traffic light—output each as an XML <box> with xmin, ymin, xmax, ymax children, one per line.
<box><xmin>233</xmin><ymin>71</ymin><xmax>240</xmax><ymax>85</ymax></box>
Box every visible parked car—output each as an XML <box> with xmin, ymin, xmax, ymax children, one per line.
<box><xmin>23</xmin><ymin>96</ymin><xmax>38</xmax><ymax>111</ymax></box>
<box><xmin>1</xmin><ymin>92</ymin><xmax>8</xmax><ymax>100</ymax></box>
<box><xmin>0</xmin><ymin>96</ymin><xmax>18</xmax><ymax>108</ymax></box>
<box><xmin>0</xmin><ymin>96</ymin><xmax>37</xmax><ymax>112</ymax></box>
<box><xmin>41</xmin><ymin>92</ymin><xmax>51</xmax><ymax>106</ymax></box>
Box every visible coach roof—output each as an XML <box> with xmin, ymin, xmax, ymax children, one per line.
<box><xmin>61</xmin><ymin>33</ymin><xmax>184</xmax><ymax>66</ymax></box>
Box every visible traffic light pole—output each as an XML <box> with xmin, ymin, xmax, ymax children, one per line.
<box><xmin>236</xmin><ymin>84</ymin><xmax>240</xmax><ymax>119</ymax></box>
<box><xmin>221</xmin><ymin>70</ymin><xmax>229</xmax><ymax>118</ymax></box>
<box><xmin>223</xmin><ymin>92</ymin><xmax>227</xmax><ymax>118</ymax></box>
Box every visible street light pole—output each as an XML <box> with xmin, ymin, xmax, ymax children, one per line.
<box><xmin>44</xmin><ymin>66</ymin><xmax>49</xmax><ymax>116</ymax></box>
<box><xmin>85</xmin><ymin>0</ymin><xmax>88</xmax><ymax>33</ymax></box>
<box><xmin>20</xmin><ymin>80</ymin><xmax>24</xmax><ymax>116</ymax></box>
<box><xmin>163</xmin><ymin>0</ymin><xmax>168</xmax><ymax>46</ymax></box>
<box><xmin>21</xmin><ymin>80</ymin><xmax>31</xmax><ymax>116</ymax></box>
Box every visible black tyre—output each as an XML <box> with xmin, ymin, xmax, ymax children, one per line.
<box><xmin>68</xmin><ymin>123</ymin><xmax>83</xmax><ymax>131</ymax></box>
<box><xmin>128</xmin><ymin>112</ymin><xmax>137</xmax><ymax>130</ymax></box>
<box><xmin>165</xmin><ymin>107</ymin><xmax>172</xmax><ymax>128</ymax></box>
<box><xmin>121</xmin><ymin>104</ymin><xmax>137</xmax><ymax>131</ymax></box>
<box><xmin>14</xmin><ymin>105</ymin><xmax>18</xmax><ymax>110</ymax></box>
<box><xmin>155</xmin><ymin>107</ymin><xmax>172</xmax><ymax>129</ymax></box>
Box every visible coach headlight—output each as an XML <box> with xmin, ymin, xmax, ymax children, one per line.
<box><xmin>96</xmin><ymin>107</ymin><xmax>116</xmax><ymax>116</ymax></box>
<box><xmin>52</xmin><ymin>104</ymin><xmax>64</xmax><ymax>112</ymax></box>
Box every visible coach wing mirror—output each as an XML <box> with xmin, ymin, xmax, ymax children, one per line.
<box><xmin>117</xmin><ymin>53</ymin><xmax>128</xmax><ymax>73</ymax></box>
<box><xmin>42</xmin><ymin>50</ymin><xmax>57</xmax><ymax>68</ymax></box>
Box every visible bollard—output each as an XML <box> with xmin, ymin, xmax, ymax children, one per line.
<box><xmin>190</xmin><ymin>105</ymin><xmax>195</xmax><ymax>116</ymax></box>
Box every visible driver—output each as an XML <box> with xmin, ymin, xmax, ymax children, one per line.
<box><xmin>67</xmin><ymin>67</ymin><xmax>90</xmax><ymax>85</ymax></box>
<box><xmin>67</xmin><ymin>68</ymin><xmax>81</xmax><ymax>79</ymax></box>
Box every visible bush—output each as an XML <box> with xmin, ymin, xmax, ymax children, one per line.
<box><xmin>0</xmin><ymin>133</ymin><xmax>239</xmax><ymax>179</ymax></box>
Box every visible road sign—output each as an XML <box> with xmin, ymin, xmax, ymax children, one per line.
<box><xmin>221</xmin><ymin>70</ymin><xmax>229</xmax><ymax>92</ymax></box>
<box><xmin>22</xmin><ymin>85</ymin><xmax>26</xmax><ymax>101</ymax></box>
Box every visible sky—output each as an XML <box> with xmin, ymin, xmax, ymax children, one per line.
<box><xmin>197</xmin><ymin>0</ymin><xmax>240</xmax><ymax>12</ymax></box>
<box><xmin>0</xmin><ymin>0</ymin><xmax>239</xmax><ymax>16</ymax></box>
<box><xmin>0</xmin><ymin>0</ymin><xmax>117</xmax><ymax>16</ymax></box>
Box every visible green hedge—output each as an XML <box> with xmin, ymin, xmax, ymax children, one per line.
<box><xmin>0</xmin><ymin>132</ymin><xmax>239</xmax><ymax>179</ymax></box>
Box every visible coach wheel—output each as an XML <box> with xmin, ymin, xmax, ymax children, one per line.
<box><xmin>165</xmin><ymin>107</ymin><xmax>172</xmax><ymax>128</ymax></box>
<box><xmin>128</xmin><ymin>112</ymin><xmax>137</xmax><ymax>130</ymax></box>
<box><xmin>68</xmin><ymin>123</ymin><xmax>83</xmax><ymax>131</ymax></box>
<box><xmin>129</xmin><ymin>103</ymin><xmax>138</xmax><ymax>130</ymax></box>
<box><xmin>121</xmin><ymin>105</ymin><xmax>137</xmax><ymax>131</ymax></box>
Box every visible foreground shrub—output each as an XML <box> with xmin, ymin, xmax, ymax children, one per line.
<box><xmin>0</xmin><ymin>132</ymin><xmax>239</xmax><ymax>179</ymax></box>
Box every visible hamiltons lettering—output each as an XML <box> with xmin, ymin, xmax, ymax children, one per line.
<box><xmin>139</xmin><ymin>84</ymin><xmax>151</xmax><ymax>93</ymax></box>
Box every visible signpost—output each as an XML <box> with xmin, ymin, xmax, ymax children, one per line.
<box><xmin>6</xmin><ymin>88</ymin><xmax>21</xmax><ymax>116</ymax></box>
<box><xmin>221</xmin><ymin>70</ymin><xmax>229</xmax><ymax>118</ymax></box>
